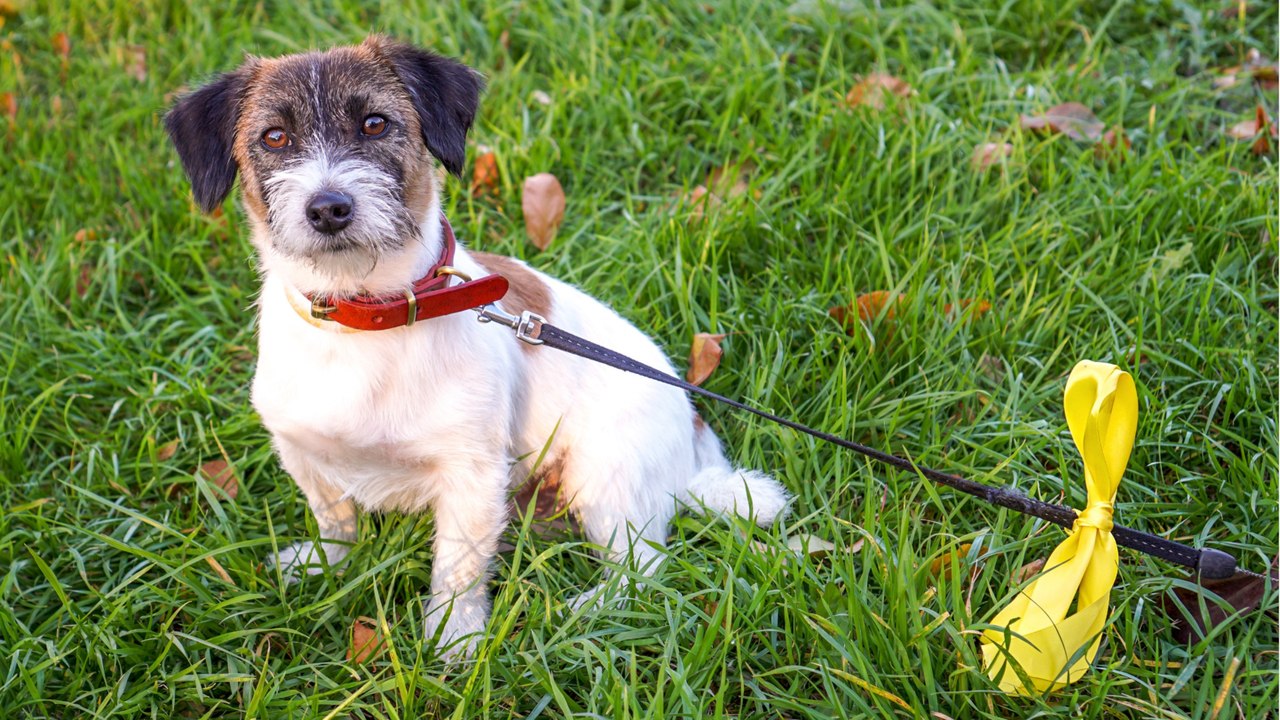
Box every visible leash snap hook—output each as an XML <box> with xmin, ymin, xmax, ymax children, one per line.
<box><xmin>474</xmin><ymin>305</ymin><xmax>544</xmax><ymax>345</ymax></box>
<box><xmin>516</xmin><ymin>311</ymin><xmax>545</xmax><ymax>345</ymax></box>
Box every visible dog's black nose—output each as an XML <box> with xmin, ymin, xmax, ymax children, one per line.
<box><xmin>306</xmin><ymin>191</ymin><xmax>354</xmax><ymax>234</ymax></box>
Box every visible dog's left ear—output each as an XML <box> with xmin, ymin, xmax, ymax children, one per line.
<box><xmin>372</xmin><ymin>38</ymin><xmax>484</xmax><ymax>177</ymax></box>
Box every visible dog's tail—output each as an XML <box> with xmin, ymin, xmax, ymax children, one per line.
<box><xmin>680</xmin><ymin>416</ymin><xmax>790</xmax><ymax>527</ymax></box>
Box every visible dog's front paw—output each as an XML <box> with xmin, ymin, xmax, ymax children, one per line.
<box><xmin>424</xmin><ymin>595</ymin><xmax>489</xmax><ymax>663</ymax></box>
<box><xmin>267</xmin><ymin>541</ymin><xmax>346</xmax><ymax>582</ymax></box>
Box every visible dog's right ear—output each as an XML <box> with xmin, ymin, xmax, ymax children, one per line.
<box><xmin>165</xmin><ymin>70</ymin><xmax>247</xmax><ymax>213</ymax></box>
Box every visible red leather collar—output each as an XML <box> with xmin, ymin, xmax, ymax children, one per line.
<box><xmin>305</xmin><ymin>215</ymin><xmax>509</xmax><ymax>331</ymax></box>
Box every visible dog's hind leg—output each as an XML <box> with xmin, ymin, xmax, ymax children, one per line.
<box><xmin>563</xmin><ymin>456</ymin><xmax>677</xmax><ymax>611</ymax></box>
<box><xmin>268</xmin><ymin>439</ymin><xmax>359</xmax><ymax>582</ymax></box>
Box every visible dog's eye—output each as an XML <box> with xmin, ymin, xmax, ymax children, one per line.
<box><xmin>362</xmin><ymin>115</ymin><xmax>388</xmax><ymax>137</ymax></box>
<box><xmin>261</xmin><ymin>128</ymin><xmax>290</xmax><ymax>150</ymax></box>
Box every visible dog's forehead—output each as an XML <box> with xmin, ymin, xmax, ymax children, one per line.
<box><xmin>242</xmin><ymin>47</ymin><xmax>408</xmax><ymax>124</ymax></box>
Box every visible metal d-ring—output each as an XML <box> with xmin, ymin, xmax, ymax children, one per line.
<box><xmin>435</xmin><ymin>266</ymin><xmax>473</xmax><ymax>284</ymax></box>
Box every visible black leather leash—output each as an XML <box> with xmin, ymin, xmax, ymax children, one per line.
<box><xmin>476</xmin><ymin>305</ymin><xmax>1254</xmax><ymax>581</ymax></box>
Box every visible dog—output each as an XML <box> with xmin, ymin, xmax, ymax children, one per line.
<box><xmin>165</xmin><ymin>35</ymin><xmax>788</xmax><ymax>657</ymax></box>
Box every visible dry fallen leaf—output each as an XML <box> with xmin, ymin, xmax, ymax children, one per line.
<box><xmin>521</xmin><ymin>173</ymin><xmax>566</xmax><ymax>250</ymax></box>
<box><xmin>1226</xmin><ymin>105</ymin><xmax>1275</xmax><ymax>155</ymax></box>
<box><xmin>1013</xmin><ymin>557</ymin><xmax>1047</xmax><ymax>584</ymax></box>
<box><xmin>157</xmin><ymin>439</ymin><xmax>180</xmax><ymax>461</ymax></box>
<box><xmin>687</xmin><ymin>333</ymin><xmax>726</xmax><ymax>386</ymax></box>
<box><xmin>786</xmin><ymin>534</ymin><xmax>838</xmax><ymax>558</ymax></box>
<box><xmin>831</xmin><ymin>292</ymin><xmax>991</xmax><ymax>345</ymax></box>
<box><xmin>75</xmin><ymin>264</ymin><xmax>92</xmax><ymax>299</ymax></box>
<box><xmin>853</xmin><ymin>290</ymin><xmax>902</xmax><ymax>323</ymax></box>
<box><xmin>124</xmin><ymin>45</ymin><xmax>147</xmax><ymax>82</ymax></box>
<box><xmin>73</xmin><ymin>228</ymin><xmax>97</xmax><ymax>243</ymax></box>
<box><xmin>1019</xmin><ymin>102</ymin><xmax>1106</xmax><ymax>142</ymax></box>
<box><xmin>1095</xmin><ymin>126</ymin><xmax>1132</xmax><ymax>163</ymax></box>
<box><xmin>471</xmin><ymin>149</ymin><xmax>498</xmax><ymax>195</ymax></box>
<box><xmin>51</xmin><ymin>31</ymin><xmax>70</xmax><ymax>67</ymax></box>
<box><xmin>707</xmin><ymin>161</ymin><xmax>756</xmax><ymax>200</ymax></box>
<box><xmin>348</xmin><ymin>617</ymin><xmax>386</xmax><ymax>664</ymax></box>
<box><xmin>978</xmin><ymin>353</ymin><xmax>1006</xmax><ymax>384</ymax></box>
<box><xmin>2</xmin><ymin>91</ymin><xmax>15</xmax><ymax>124</ymax></box>
<box><xmin>1212</xmin><ymin>73</ymin><xmax>1239</xmax><ymax>91</ymax></box>
<box><xmin>941</xmin><ymin>298</ymin><xmax>992</xmax><ymax>319</ymax></box>
<box><xmin>680</xmin><ymin>184</ymin><xmax>718</xmax><ymax>219</ymax></box>
<box><xmin>928</xmin><ymin>543</ymin><xmax>972</xmax><ymax>580</ymax></box>
<box><xmin>199</xmin><ymin>459</ymin><xmax>239</xmax><ymax>500</ymax></box>
<box><xmin>846</xmin><ymin>73</ymin><xmax>913</xmax><ymax>111</ymax></box>
<box><xmin>971</xmin><ymin>142</ymin><xmax>1013</xmax><ymax>171</ymax></box>
<box><xmin>829</xmin><ymin>291</ymin><xmax>903</xmax><ymax>345</ymax></box>
<box><xmin>1158</xmin><ymin>558</ymin><xmax>1277</xmax><ymax>643</ymax></box>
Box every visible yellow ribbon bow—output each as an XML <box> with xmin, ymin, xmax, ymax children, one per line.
<box><xmin>981</xmin><ymin>360</ymin><xmax>1137</xmax><ymax>694</ymax></box>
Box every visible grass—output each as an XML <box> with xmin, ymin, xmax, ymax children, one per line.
<box><xmin>1</xmin><ymin>0</ymin><xmax>1277</xmax><ymax>717</ymax></box>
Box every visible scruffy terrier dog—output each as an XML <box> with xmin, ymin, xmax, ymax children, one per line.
<box><xmin>166</xmin><ymin>36</ymin><xmax>788</xmax><ymax>657</ymax></box>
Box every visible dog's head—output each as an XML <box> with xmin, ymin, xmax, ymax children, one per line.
<box><xmin>166</xmin><ymin>36</ymin><xmax>482</xmax><ymax>288</ymax></box>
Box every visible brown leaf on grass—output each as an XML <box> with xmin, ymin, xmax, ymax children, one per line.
<box><xmin>0</xmin><ymin>0</ymin><xmax>18</xmax><ymax>20</ymax></box>
<box><xmin>784</xmin><ymin>534</ymin><xmax>863</xmax><ymax>559</ymax></box>
<box><xmin>846</xmin><ymin>73</ymin><xmax>913</xmax><ymax>111</ymax></box>
<box><xmin>157</xmin><ymin>439</ymin><xmax>180</xmax><ymax>461</ymax></box>
<box><xmin>852</xmin><ymin>290</ymin><xmax>902</xmax><ymax>322</ymax></box>
<box><xmin>831</xmin><ymin>292</ymin><xmax>991</xmax><ymax>346</ymax></box>
<box><xmin>123</xmin><ymin>45</ymin><xmax>147</xmax><ymax>82</ymax></box>
<box><xmin>199</xmin><ymin>459</ymin><xmax>239</xmax><ymax>500</ymax></box>
<box><xmin>928</xmin><ymin>543</ymin><xmax>972</xmax><ymax>580</ymax></box>
<box><xmin>75</xmin><ymin>264</ymin><xmax>92</xmax><ymax>298</ymax></box>
<box><xmin>942</xmin><ymin>298</ymin><xmax>992</xmax><ymax>319</ymax></box>
<box><xmin>1</xmin><ymin>91</ymin><xmax>15</xmax><ymax>124</ymax></box>
<box><xmin>970</xmin><ymin>143</ymin><xmax>1013</xmax><ymax>171</ymax></box>
<box><xmin>1013</xmin><ymin>557</ymin><xmax>1047</xmax><ymax>584</ymax></box>
<box><xmin>1227</xmin><ymin>105</ymin><xmax>1275</xmax><ymax>155</ymax></box>
<box><xmin>1219</xmin><ymin>0</ymin><xmax>1248</xmax><ymax>19</ymax></box>
<box><xmin>707</xmin><ymin>161</ymin><xmax>757</xmax><ymax>200</ymax></box>
<box><xmin>73</xmin><ymin>228</ymin><xmax>98</xmax><ymax>243</ymax></box>
<box><xmin>680</xmin><ymin>184</ymin><xmax>718</xmax><ymax>219</ymax></box>
<box><xmin>687</xmin><ymin>333</ymin><xmax>726</xmax><ymax>386</ymax></box>
<box><xmin>1019</xmin><ymin>102</ymin><xmax>1106</xmax><ymax>142</ymax></box>
<box><xmin>829</xmin><ymin>291</ymin><xmax>903</xmax><ymax>345</ymax></box>
<box><xmin>348</xmin><ymin>617</ymin><xmax>386</xmax><ymax>664</ymax></box>
<box><xmin>471</xmin><ymin>149</ymin><xmax>498</xmax><ymax>195</ymax></box>
<box><xmin>1158</xmin><ymin>558</ymin><xmax>1277</xmax><ymax>643</ymax></box>
<box><xmin>1095</xmin><ymin>126</ymin><xmax>1132</xmax><ymax>163</ymax></box>
<box><xmin>51</xmin><ymin>31</ymin><xmax>70</xmax><ymax>67</ymax></box>
<box><xmin>521</xmin><ymin>173</ymin><xmax>565</xmax><ymax>250</ymax></box>
<box><xmin>978</xmin><ymin>353</ymin><xmax>1006</xmax><ymax>384</ymax></box>
<box><xmin>1212</xmin><ymin>73</ymin><xmax>1240</xmax><ymax>91</ymax></box>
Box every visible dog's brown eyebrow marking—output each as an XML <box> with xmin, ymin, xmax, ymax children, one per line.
<box><xmin>472</xmin><ymin>253</ymin><xmax>553</xmax><ymax>345</ymax></box>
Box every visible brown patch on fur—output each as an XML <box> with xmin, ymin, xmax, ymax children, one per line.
<box><xmin>693</xmin><ymin>413</ymin><xmax>707</xmax><ymax>433</ymax></box>
<box><xmin>472</xmin><ymin>252</ymin><xmax>553</xmax><ymax>348</ymax></box>
<box><xmin>512</xmin><ymin>455</ymin><xmax>567</xmax><ymax>519</ymax></box>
